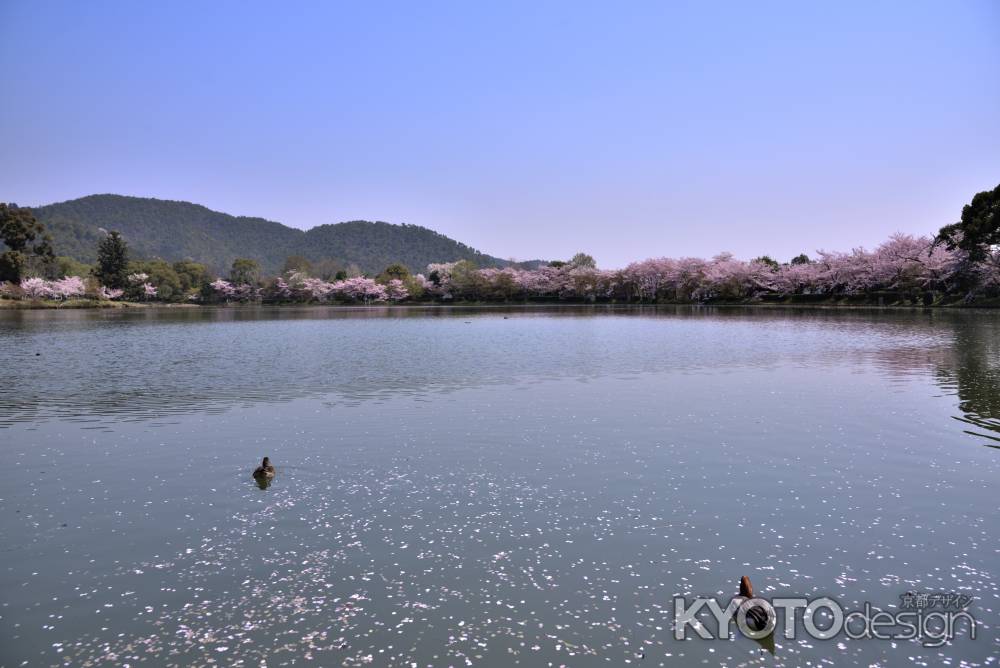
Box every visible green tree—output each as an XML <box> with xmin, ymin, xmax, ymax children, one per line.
<box><xmin>752</xmin><ymin>255</ymin><xmax>780</xmax><ymax>270</ymax></box>
<box><xmin>548</xmin><ymin>260</ymin><xmax>567</xmax><ymax>268</ymax></box>
<box><xmin>570</xmin><ymin>252</ymin><xmax>597</xmax><ymax>268</ymax></box>
<box><xmin>377</xmin><ymin>262</ymin><xmax>411</xmax><ymax>283</ymax></box>
<box><xmin>282</xmin><ymin>255</ymin><xmax>313</xmax><ymax>275</ymax></box>
<box><xmin>172</xmin><ymin>260</ymin><xmax>211</xmax><ymax>296</ymax></box>
<box><xmin>487</xmin><ymin>270</ymin><xmax>517</xmax><ymax>300</ymax></box>
<box><xmin>55</xmin><ymin>256</ymin><xmax>93</xmax><ymax>278</ymax></box>
<box><xmin>0</xmin><ymin>203</ymin><xmax>54</xmax><ymax>282</ymax></box>
<box><xmin>934</xmin><ymin>183</ymin><xmax>1000</xmax><ymax>262</ymax></box>
<box><xmin>312</xmin><ymin>258</ymin><xmax>345</xmax><ymax>281</ymax></box>
<box><xmin>403</xmin><ymin>274</ymin><xmax>426</xmax><ymax>301</ymax></box>
<box><xmin>790</xmin><ymin>253</ymin><xmax>811</xmax><ymax>265</ymax></box>
<box><xmin>130</xmin><ymin>259</ymin><xmax>183</xmax><ymax>300</ymax></box>
<box><xmin>94</xmin><ymin>231</ymin><xmax>130</xmax><ymax>289</ymax></box>
<box><xmin>448</xmin><ymin>260</ymin><xmax>482</xmax><ymax>299</ymax></box>
<box><xmin>230</xmin><ymin>258</ymin><xmax>261</xmax><ymax>285</ymax></box>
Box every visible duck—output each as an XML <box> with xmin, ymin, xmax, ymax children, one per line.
<box><xmin>252</xmin><ymin>457</ymin><xmax>275</xmax><ymax>480</ymax></box>
<box><xmin>736</xmin><ymin>576</ymin><xmax>769</xmax><ymax>632</ymax></box>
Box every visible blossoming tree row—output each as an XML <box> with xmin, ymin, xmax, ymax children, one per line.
<box><xmin>417</xmin><ymin>233</ymin><xmax>998</xmax><ymax>303</ymax></box>
<box><xmin>3</xmin><ymin>232</ymin><xmax>999</xmax><ymax>305</ymax></box>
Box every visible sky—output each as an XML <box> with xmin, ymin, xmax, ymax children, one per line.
<box><xmin>1</xmin><ymin>1</ymin><xmax>998</xmax><ymax>268</ymax></box>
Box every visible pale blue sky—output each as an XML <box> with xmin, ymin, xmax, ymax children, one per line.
<box><xmin>1</xmin><ymin>1</ymin><xmax>998</xmax><ymax>267</ymax></box>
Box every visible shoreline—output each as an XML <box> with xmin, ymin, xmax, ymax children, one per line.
<box><xmin>3</xmin><ymin>297</ymin><xmax>1000</xmax><ymax>311</ymax></box>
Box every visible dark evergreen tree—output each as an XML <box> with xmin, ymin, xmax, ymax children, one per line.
<box><xmin>94</xmin><ymin>231</ymin><xmax>130</xmax><ymax>289</ymax></box>
<box><xmin>934</xmin><ymin>183</ymin><xmax>1000</xmax><ymax>262</ymax></box>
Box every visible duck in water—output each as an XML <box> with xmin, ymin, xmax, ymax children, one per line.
<box><xmin>252</xmin><ymin>457</ymin><xmax>275</xmax><ymax>481</ymax></box>
<box><xmin>735</xmin><ymin>575</ymin><xmax>775</xmax><ymax>653</ymax></box>
<box><xmin>737</xmin><ymin>576</ymin><xmax>769</xmax><ymax>631</ymax></box>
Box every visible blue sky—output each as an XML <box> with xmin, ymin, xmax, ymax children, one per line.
<box><xmin>1</xmin><ymin>0</ymin><xmax>998</xmax><ymax>267</ymax></box>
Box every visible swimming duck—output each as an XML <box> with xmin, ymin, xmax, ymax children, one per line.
<box><xmin>737</xmin><ymin>576</ymin><xmax>769</xmax><ymax>632</ymax></box>
<box><xmin>252</xmin><ymin>457</ymin><xmax>275</xmax><ymax>479</ymax></box>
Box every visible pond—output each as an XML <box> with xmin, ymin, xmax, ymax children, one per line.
<box><xmin>1</xmin><ymin>305</ymin><xmax>997</xmax><ymax>666</ymax></box>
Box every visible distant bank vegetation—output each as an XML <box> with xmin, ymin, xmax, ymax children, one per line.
<box><xmin>2</xmin><ymin>184</ymin><xmax>998</xmax><ymax>308</ymax></box>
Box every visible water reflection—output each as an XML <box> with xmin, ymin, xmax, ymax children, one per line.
<box><xmin>1</xmin><ymin>305</ymin><xmax>999</xmax><ymax>446</ymax></box>
<box><xmin>934</xmin><ymin>321</ymin><xmax>1000</xmax><ymax>446</ymax></box>
<box><xmin>3</xmin><ymin>308</ymin><xmax>998</xmax><ymax>667</ymax></box>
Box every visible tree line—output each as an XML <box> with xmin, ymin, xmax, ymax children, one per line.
<box><xmin>2</xmin><ymin>183</ymin><xmax>998</xmax><ymax>305</ymax></box>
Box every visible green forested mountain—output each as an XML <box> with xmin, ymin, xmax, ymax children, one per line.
<box><xmin>27</xmin><ymin>194</ymin><xmax>532</xmax><ymax>275</ymax></box>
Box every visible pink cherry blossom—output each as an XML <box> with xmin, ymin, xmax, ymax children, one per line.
<box><xmin>332</xmin><ymin>276</ymin><xmax>388</xmax><ymax>302</ymax></box>
<box><xmin>20</xmin><ymin>277</ymin><xmax>52</xmax><ymax>299</ymax></box>
<box><xmin>210</xmin><ymin>278</ymin><xmax>236</xmax><ymax>298</ymax></box>
<box><xmin>386</xmin><ymin>279</ymin><xmax>409</xmax><ymax>301</ymax></box>
<box><xmin>98</xmin><ymin>286</ymin><xmax>125</xmax><ymax>300</ymax></box>
<box><xmin>297</xmin><ymin>277</ymin><xmax>335</xmax><ymax>301</ymax></box>
<box><xmin>50</xmin><ymin>276</ymin><xmax>87</xmax><ymax>299</ymax></box>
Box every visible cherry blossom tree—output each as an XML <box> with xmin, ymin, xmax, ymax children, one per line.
<box><xmin>98</xmin><ymin>286</ymin><xmax>124</xmax><ymax>300</ymax></box>
<box><xmin>20</xmin><ymin>277</ymin><xmax>52</xmax><ymax>299</ymax></box>
<box><xmin>297</xmin><ymin>277</ymin><xmax>335</xmax><ymax>301</ymax></box>
<box><xmin>210</xmin><ymin>278</ymin><xmax>236</xmax><ymax>300</ymax></box>
<box><xmin>273</xmin><ymin>275</ymin><xmax>293</xmax><ymax>300</ymax></box>
<box><xmin>386</xmin><ymin>278</ymin><xmax>409</xmax><ymax>301</ymax></box>
<box><xmin>332</xmin><ymin>276</ymin><xmax>388</xmax><ymax>303</ymax></box>
<box><xmin>51</xmin><ymin>276</ymin><xmax>86</xmax><ymax>299</ymax></box>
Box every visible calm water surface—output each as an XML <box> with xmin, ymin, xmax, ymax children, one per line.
<box><xmin>1</xmin><ymin>305</ymin><xmax>998</xmax><ymax>667</ymax></box>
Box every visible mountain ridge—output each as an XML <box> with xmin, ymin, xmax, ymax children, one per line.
<box><xmin>26</xmin><ymin>194</ymin><xmax>538</xmax><ymax>275</ymax></box>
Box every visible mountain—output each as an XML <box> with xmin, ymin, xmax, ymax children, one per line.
<box><xmin>28</xmin><ymin>194</ymin><xmax>536</xmax><ymax>275</ymax></box>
